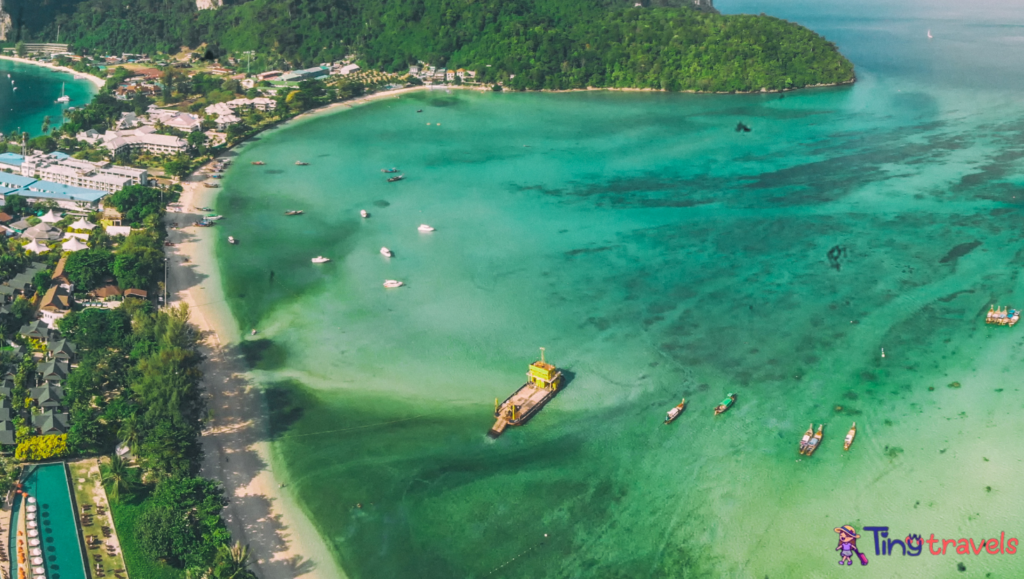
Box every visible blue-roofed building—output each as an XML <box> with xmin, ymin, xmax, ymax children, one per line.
<box><xmin>47</xmin><ymin>152</ymin><xmax>71</xmax><ymax>162</ymax></box>
<box><xmin>0</xmin><ymin>173</ymin><xmax>37</xmax><ymax>190</ymax></box>
<box><xmin>279</xmin><ymin>66</ymin><xmax>329</xmax><ymax>83</ymax></box>
<box><xmin>0</xmin><ymin>153</ymin><xmax>24</xmax><ymax>172</ymax></box>
<box><xmin>15</xmin><ymin>180</ymin><xmax>107</xmax><ymax>209</ymax></box>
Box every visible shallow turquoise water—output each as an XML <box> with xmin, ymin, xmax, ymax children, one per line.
<box><xmin>0</xmin><ymin>60</ymin><xmax>95</xmax><ymax>138</ymax></box>
<box><xmin>216</xmin><ymin>0</ymin><xmax>1024</xmax><ymax>577</ymax></box>
<box><xmin>9</xmin><ymin>464</ymin><xmax>87</xmax><ymax>579</ymax></box>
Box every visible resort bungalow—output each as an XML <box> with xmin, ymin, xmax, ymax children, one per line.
<box><xmin>19</xmin><ymin>320</ymin><xmax>53</xmax><ymax>343</ymax></box>
<box><xmin>36</xmin><ymin>360</ymin><xmax>69</xmax><ymax>385</ymax></box>
<box><xmin>21</xmin><ymin>223</ymin><xmax>62</xmax><ymax>242</ymax></box>
<box><xmin>47</xmin><ymin>339</ymin><xmax>77</xmax><ymax>363</ymax></box>
<box><xmin>39</xmin><ymin>285</ymin><xmax>72</xmax><ymax>328</ymax></box>
<box><xmin>125</xmin><ymin>289</ymin><xmax>148</xmax><ymax>300</ymax></box>
<box><xmin>33</xmin><ymin>410</ymin><xmax>68</xmax><ymax>435</ymax></box>
<box><xmin>0</xmin><ymin>419</ymin><xmax>14</xmax><ymax>445</ymax></box>
<box><xmin>51</xmin><ymin>255</ymin><xmax>72</xmax><ymax>291</ymax></box>
<box><xmin>0</xmin><ymin>395</ymin><xmax>10</xmax><ymax>415</ymax></box>
<box><xmin>0</xmin><ymin>285</ymin><xmax>15</xmax><ymax>303</ymax></box>
<box><xmin>89</xmin><ymin>279</ymin><xmax>121</xmax><ymax>301</ymax></box>
<box><xmin>30</xmin><ymin>384</ymin><xmax>65</xmax><ymax>408</ymax></box>
<box><xmin>7</xmin><ymin>274</ymin><xmax>34</xmax><ymax>296</ymax></box>
<box><xmin>0</xmin><ymin>377</ymin><xmax>12</xmax><ymax>397</ymax></box>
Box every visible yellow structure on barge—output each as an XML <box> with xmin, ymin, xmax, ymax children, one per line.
<box><xmin>488</xmin><ymin>348</ymin><xmax>563</xmax><ymax>438</ymax></box>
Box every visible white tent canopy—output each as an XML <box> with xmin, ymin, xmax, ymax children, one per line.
<box><xmin>70</xmin><ymin>217</ymin><xmax>96</xmax><ymax>230</ymax></box>
<box><xmin>62</xmin><ymin>237</ymin><xmax>88</xmax><ymax>252</ymax></box>
<box><xmin>24</xmin><ymin>240</ymin><xmax>48</xmax><ymax>254</ymax></box>
<box><xmin>39</xmin><ymin>209</ymin><xmax>62</xmax><ymax>223</ymax></box>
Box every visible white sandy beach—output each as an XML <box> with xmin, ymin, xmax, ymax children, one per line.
<box><xmin>165</xmin><ymin>175</ymin><xmax>342</xmax><ymax>579</ymax></box>
<box><xmin>0</xmin><ymin>55</ymin><xmax>105</xmax><ymax>89</ymax></box>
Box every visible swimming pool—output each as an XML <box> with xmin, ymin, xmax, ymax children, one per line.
<box><xmin>9</xmin><ymin>463</ymin><xmax>87</xmax><ymax>579</ymax></box>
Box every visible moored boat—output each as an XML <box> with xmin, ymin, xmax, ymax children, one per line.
<box><xmin>228</xmin><ymin>236</ymin><xmax>236</xmax><ymax>244</ymax></box>
<box><xmin>205</xmin><ymin>214</ymin><xmax>223</xmax><ymax>220</ymax></box>
<box><xmin>387</xmin><ymin>175</ymin><xmax>405</xmax><ymax>182</ymax></box>
<box><xmin>803</xmin><ymin>424</ymin><xmax>824</xmax><ymax>456</ymax></box>
<box><xmin>418</xmin><ymin>224</ymin><xmax>435</xmax><ymax>232</ymax></box>
<box><xmin>798</xmin><ymin>423</ymin><xmax>813</xmax><ymax>454</ymax></box>
<box><xmin>380</xmin><ymin>247</ymin><xmax>393</xmax><ymax>257</ymax></box>
<box><xmin>714</xmin><ymin>393</ymin><xmax>737</xmax><ymax>416</ymax></box>
<box><xmin>295</xmin><ymin>161</ymin><xmax>309</xmax><ymax>165</ymax></box>
<box><xmin>664</xmin><ymin>398</ymin><xmax>686</xmax><ymax>424</ymax></box>
<box><xmin>195</xmin><ymin>206</ymin><xmax>213</xmax><ymax>211</ymax></box>
<box><xmin>985</xmin><ymin>305</ymin><xmax>1020</xmax><ymax>327</ymax></box>
<box><xmin>489</xmin><ymin>348</ymin><xmax>563</xmax><ymax>437</ymax></box>
<box><xmin>383</xmin><ymin>279</ymin><xmax>404</xmax><ymax>288</ymax></box>
<box><xmin>284</xmin><ymin>210</ymin><xmax>304</xmax><ymax>216</ymax></box>
<box><xmin>252</xmin><ymin>161</ymin><xmax>265</xmax><ymax>165</ymax></box>
<box><xmin>360</xmin><ymin>209</ymin><xmax>369</xmax><ymax>218</ymax></box>
<box><xmin>312</xmin><ymin>256</ymin><xmax>331</xmax><ymax>263</ymax></box>
<box><xmin>381</xmin><ymin>168</ymin><xmax>399</xmax><ymax>173</ymax></box>
<box><xmin>844</xmin><ymin>422</ymin><xmax>856</xmax><ymax>451</ymax></box>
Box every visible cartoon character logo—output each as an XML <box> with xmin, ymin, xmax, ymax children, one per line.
<box><xmin>835</xmin><ymin>525</ymin><xmax>869</xmax><ymax>566</ymax></box>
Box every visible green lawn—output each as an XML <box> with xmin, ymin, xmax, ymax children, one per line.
<box><xmin>105</xmin><ymin>470</ymin><xmax>184</xmax><ymax>579</ymax></box>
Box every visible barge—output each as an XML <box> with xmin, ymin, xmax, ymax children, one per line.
<box><xmin>488</xmin><ymin>348</ymin><xmax>563</xmax><ymax>438</ymax></box>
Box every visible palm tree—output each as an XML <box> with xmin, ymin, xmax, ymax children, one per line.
<box><xmin>117</xmin><ymin>414</ymin><xmax>142</xmax><ymax>454</ymax></box>
<box><xmin>100</xmin><ymin>455</ymin><xmax>135</xmax><ymax>503</ymax></box>
<box><xmin>213</xmin><ymin>542</ymin><xmax>256</xmax><ymax>579</ymax></box>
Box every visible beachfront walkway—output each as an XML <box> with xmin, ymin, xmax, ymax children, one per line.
<box><xmin>68</xmin><ymin>459</ymin><xmax>127</xmax><ymax>579</ymax></box>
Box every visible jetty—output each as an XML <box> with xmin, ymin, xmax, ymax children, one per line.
<box><xmin>488</xmin><ymin>348</ymin><xmax>563</xmax><ymax>438</ymax></box>
<box><xmin>985</xmin><ymin>305</ymin><xmax>1019</xmax><ymax>327</ymax></box>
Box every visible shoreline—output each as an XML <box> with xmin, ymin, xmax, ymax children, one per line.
<box><xmin>165</xmin><ymin>176</ymin><xmax>341</xmax><ymax>579</ymax></box>
<box><xmin>0</xmin><ymin>55</ymin><xmax>105</xmax><ymax>89</ymax></box>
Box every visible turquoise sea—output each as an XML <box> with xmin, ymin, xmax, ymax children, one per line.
<box><xmin>0</xmin><ymin>59</ymin><xmax>95</xmax><ymax>138</ymax></box>
<box><xmin>214</xmin><ymin>0</ymin><xmax>1024</xmax><ymax>577</ymax></box>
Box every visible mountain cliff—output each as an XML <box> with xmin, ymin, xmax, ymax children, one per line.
<box><xmin>15</xmin><ymin>0</ymin><xmax>854</xmax><ymax>93</ymax></box>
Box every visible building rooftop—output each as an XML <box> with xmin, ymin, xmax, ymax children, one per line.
<box><xmin>0</xmin><ymin>153</ymin><xmax>24</xmax><ymax>167</ymax></box>
<box><xmin>23</xmin><ymin>180</ymin><xmax>108</xmax><ymax>203</ymax></box>
<box><xmin>0</xmin><ymin>173</ymin><xmax>37</xmax><ymax>188</ymax></box>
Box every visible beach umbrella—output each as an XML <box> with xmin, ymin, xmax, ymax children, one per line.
<box><xmin>23</xmin><ymin>240</ymin><xmax>48</xmax><ymax>254</ymax></box>
<box><xmin>61</xmin><ymin>237</ymin><xmax>88</xmax><ymax>252</ymax></box>
<box><xmin>39</xmin><ymin>210</ymin><xmax>61</xmax><ymax>223</ymax></box>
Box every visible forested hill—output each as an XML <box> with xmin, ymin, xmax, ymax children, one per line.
<box><xmin>20</xmin><ymin>0</ymin><xmax>853</xmax><ymax>92</ymax></box>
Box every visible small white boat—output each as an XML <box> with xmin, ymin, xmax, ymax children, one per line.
<box><xmin>56</xmin><ymin>82</ymin><xmax>69</xmax><ymax>103</ymax></box>
<box><xmin>228</xmin><ymin>236</ymin><xmax>236</xmax><ymax>244</ymax></box>
<box><xmin>383</xmin><ymin>280</ymin><xmax>404</xmax><ymax>288</ymax></box>
<box><xmin>380</xmin><ymin>247</ymin><xmax>393</xmax><ymax>257</ymax></box>
<box><xmin>312</xmin><ymin>256</ymin><xmax>331</xmax><ymax>264</ymax></box>
<box><xmin>417</xmin><ymin>224</ymin><xmax>435</xmax><ymax>232</ymax></box>
<box><xmin>360</xmin><ymin>209</ymin><xmax>369</xmax><ymax>218</ymax></box>
<box><xmin>927</xmin><ymin>29</ymin><xmax>933</xmax><ymax>39</ymax></box>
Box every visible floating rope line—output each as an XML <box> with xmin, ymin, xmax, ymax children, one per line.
<box><xmin>482</xmin><ymin>534</ymin><xmax>549</xmax><ymax>577</ymax></box>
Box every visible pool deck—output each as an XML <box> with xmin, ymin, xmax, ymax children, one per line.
<box><xmin>68</xmin><ymin>459</ymin><xmax>127</xmax><ymax>579</ymax></box>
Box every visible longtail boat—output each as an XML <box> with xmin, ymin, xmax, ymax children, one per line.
<box><xmin>803</xmin><ymin>424</ymin><xmax>824</xmax><ymax>456</ymax></box>
<box><xmin>798</xmin><ymin>423</ymin><xmax>813</xmax><ymax>454</ymax></box>
<box><xmin>844</xmin><ymin>422</ymin><xmax>857</xmax><ymax>451</ymax></box>
<box><xmin>664</xmin><ymin>398</ymin><xmax>686</xmax><ymax>424</ymax></box>
<box><xmin>714</xmin><ymin>393</ymin><xmax>737</xmax><ymax>416</ymax></box>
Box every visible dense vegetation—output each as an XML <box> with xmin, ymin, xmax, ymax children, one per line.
<box><xmin>17</xmin><ymin>0</ymin><xmax>853</xmax><ymax>92</ymax></box>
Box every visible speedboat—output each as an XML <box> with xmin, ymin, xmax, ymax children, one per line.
<box><xmin>360</xmin><ymin>210</ymin><xmax>369</xmax><ymax>218</ymax></box>
<box><xmin>417</xmin><ymin>224</ymin><xmax>435</xmax><ymax>232</ymax></box>
<box><xmin>714</xmin><ymin>393</ymin><xmax>737</xmax><ymax>416</ymax></box>
<box><xmin>295</xmin><ymin>161</ymin><xmax>309</xmax><ymax>165</ymax></box>
<box><xmin>387</xmin><ymin>175</ymin><xmax>404</xmax><ymax>183</ymax></box>
<box><xmin>206</xmin><ymin>214</ymin><xmax>223</xmax><ymax>220</ymax></box>
<box><xmin>383</xmin><ymin>280</ymin><xmax>404</xmax><ymax>288</ymax></box>
<box><xmin>798</xmin><ymin>423</ymin><xmax>813</xmax><ymax>453</ymax></box>
<box><xmin>844</xmin><ymin>423</ymin><xmax>857</xmax><ymax>451</ymax></box>
<box><xmin>381</xmin><ymin>168</ymin><xmax>399</xmax><ymax>173</ymax></box>
<box><xmin>380</xmin><ymin>247</ymin><xmax>393</xmax><ymax>257</ymax></box>
<box><xmin>663</xmin><ymin>398</ymin><xmax>686</xmax><ymax>424</ymax></box>
<box><xmin>251</xmin><ymin>161</ymin><xmax>265</xmax><ymax>165</ymax></box>
<box><xmin>803</xmin><ymin>424</ymin><xmax>824</xmax><ymax>456</ymax></box>
<box><xmin>312</xmin><ymin>256</ymin><xmax>331</xmax><ymax>263</ymax></box>
<box><xmin>228</xmin><ymin>236</ymin><xmax>237</xmax><ymax>244</ymax></box>
<box><xmin>285</xmin><ymin>210</ymin><xmax>304</xmax><ymax>216</ymax></box>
